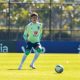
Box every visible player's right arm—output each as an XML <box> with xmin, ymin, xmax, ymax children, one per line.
<box><xmin>23</xmin><ymin>25</ymin><xmax>28</xmax><ymax>41</ymax></box>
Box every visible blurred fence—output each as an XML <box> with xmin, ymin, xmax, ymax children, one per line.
<box><xmin>0</xmin><ymin>1</ymin><xmax>80</xmax><ymax>41</ymax></box>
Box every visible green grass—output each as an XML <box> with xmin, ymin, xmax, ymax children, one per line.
<box><xmin>0</xmin><ymin>53</ymin><xmax>80</xmax><ymax>80</ymax></box>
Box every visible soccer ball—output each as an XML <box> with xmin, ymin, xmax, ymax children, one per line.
<box><xmin>55</xmin><ymin>64</ymin><xmax>64</xmax><ymax>73</ymax></box>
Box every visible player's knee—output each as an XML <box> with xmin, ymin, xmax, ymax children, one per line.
<box><xmin>25</xmin><ymin>50</ymin><xmax>30</xmax><ymax>55</ymax></box>
<box><xmin>36</xmin><ymin>48</ymin><xmax>42</xmax><ymax>53</ymax></box>
<box><xmin>36</xmin><ymin>47</ymin><xmax>45</xmax><ymax>53</ymax></box>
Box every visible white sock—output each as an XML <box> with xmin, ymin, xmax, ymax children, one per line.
<box><xmin>18</xmin><ymin>46</ymin><xmax>27</xmax><ymax>69</ymax></box>
<box><xmin>18</xmin><ymin>54</ymin><xmax>27</xmax><ymax>69</ymax></box>
<box><xmin>30</xmin><ymin>50</ymin><xmax>40</xmax><ymax>66</ymax></box>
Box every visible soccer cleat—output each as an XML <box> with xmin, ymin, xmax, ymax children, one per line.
<box><xmin>18</xmin><ymin>65</ymin><xmax>22</xmax><ymax>70</ymax></box>
<box><xmin>30</xmin><ymin>64</ymin><xmax>36</xmax><ymax>69</ymax></box>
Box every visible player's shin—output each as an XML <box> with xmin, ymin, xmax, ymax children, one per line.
<box><xmin>18</xmin><ymin>46</ymin><xmax>30</xmax><ymax>70</ymax></box>
<box><xmin>18</xmin><ymin>54</ymin><xmax>27</xmax><ymax>70</ymax></box>
<box><xmin>30</xmin><ymin>49</ymin><xmax>40</xmax><ymax>69</ymax></box>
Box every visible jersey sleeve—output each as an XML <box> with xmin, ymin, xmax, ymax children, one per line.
<box><xmin>23</xmin><ymin>25</ymin><xmax>28</xmax><ymax>41</ymax></box>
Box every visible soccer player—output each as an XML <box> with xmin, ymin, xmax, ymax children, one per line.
<box><xmin>18</xmin><ymin>12</ymin><xmax>44</xmax><ymax>70</ymax></box>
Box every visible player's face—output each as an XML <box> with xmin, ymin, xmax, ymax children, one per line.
<box><xmin>31</xmin><ymin>16</ymin><xmax>38</xmax><ymax>23</ymax></box>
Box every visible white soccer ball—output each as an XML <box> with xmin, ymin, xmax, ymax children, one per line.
<box><xmin>55</xmin><ymin>64</ymin><xmax>64</xmax><ymax>73</ymax></box>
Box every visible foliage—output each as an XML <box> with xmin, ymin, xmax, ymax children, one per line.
<box><xmin>0</xmin><ymin>1</ymin><xmax>80</xmax><ymax>41</ymax></box>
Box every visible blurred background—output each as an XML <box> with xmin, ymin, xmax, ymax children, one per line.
<box><xmin>0</xmin><ymin>0</ymin><xmax>80</xmax><ymax>53</ymax></box>
<box><xmin>0</xmin><ymin>0</ymin><xmax>80</xmax><ymax>41</ymax></box>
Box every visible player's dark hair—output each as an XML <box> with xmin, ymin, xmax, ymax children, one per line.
<box><xmin>30</xmin><ymin>12</ymin><xmax>38</xmax><ymax>17</ymax></box>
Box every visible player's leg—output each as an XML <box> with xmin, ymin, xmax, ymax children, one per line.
<box><xmin>18</xmin><ymin>42</ymin><xmax>32</xmax><ymax>70</ymax></box>
<box><xmin>18</xmin><ymin>53</ymin><xmax>27</xmax><ymax>70</ymax></box>
<box><xmin>30</xmin><ymin>42</ymin><xmax>45</xmax><ymax>69</ymax></box>
<box><xmin>35</xmin><ymin>43</ymin><xmax>45</xmax><ymax>53</ymax></box>
<box><xmin>30</xmin><ymin>48</ymin><xmax>40</xmax><ymax>69</ymax></box>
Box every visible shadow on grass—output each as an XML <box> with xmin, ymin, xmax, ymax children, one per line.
<box><xmin>8</xmin><ymin>68</ymin><xmax>34</xmax><ymax>70</ymax></box>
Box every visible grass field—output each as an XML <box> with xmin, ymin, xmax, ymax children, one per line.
<box><xmin>0</xmin><ymin>53</ymin><xmax>80</xmax><ymax>80</ymax></box>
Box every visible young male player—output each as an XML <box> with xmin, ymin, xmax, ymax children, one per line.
<box><xmin>18</xmin><ymin>12</ymin><xmax>44</xmax><ymax>70</ymax></box>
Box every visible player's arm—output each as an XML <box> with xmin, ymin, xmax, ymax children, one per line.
<box><xmin>23</xmin><ymin>25</ymin><xmax>28</xmax><ymax>41</ymax></box>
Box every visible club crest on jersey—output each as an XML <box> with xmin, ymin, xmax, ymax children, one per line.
<box><xmin>34</xmin><ymin>31</ymin><xmax>38</xmax><ymax>35</ymax></box>
<box><xmin>33</xmin><ymin>31</ymin><xmax>38</xmax><ymax>36</ymax></box>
